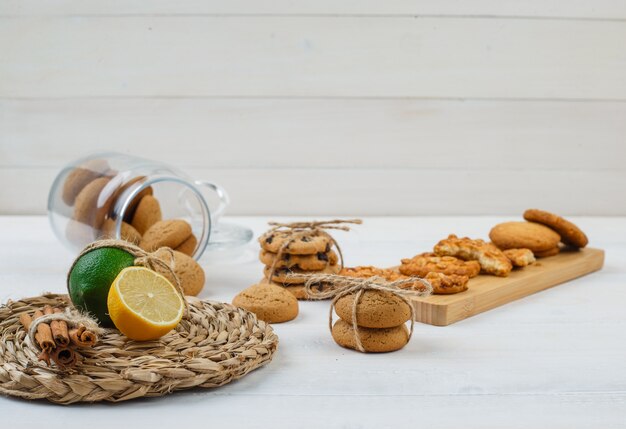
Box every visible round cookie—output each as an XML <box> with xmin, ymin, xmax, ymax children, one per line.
<box><xmin>534</xmin><ymin>246</ymin><xmax>560</xmax><ymax>258</ymax></box>
<box><xmin>131</xmin><ymin>195</ymin><xmax>162</xmax><ymax>235</ymax></box>
<box><xmin>232</xmin><ymin>283</ymin><xmax>299</xmax><ymax>323</ymax></box>
<box><xmin>176</xmin><ymin>234</ymin><xmax>198</xmax><ymax>257</ymax></box>
<box><xmin>259</xmin><ymin>230</ymin><xmax>331</xmax><ymax>255</ymax></box>
<box><xmin>155</xmin><ymin>249</ymin><xmax>205</xmax><ymax>296</ymax></box>
<box><xmin>100</xmin><ymin>218</ymin><xmax>142</xmax><ymax>245</ymax></box>
<box><xmin>73</xmin><ymin>177</ymin><xmax>114</xmax><ymax>229</ymax></box>
<box><xmin>489</xmin><ymin>221</ymin><xmax>561</xmax><ymax>252</ymax></box>
<box><xmin>335</xmin><ymin>290</ymin><xmax>411</xmax><ymax>328</ymax></box>
<box><xmin>259</xmin><ymin>249</ymin><xmax>338</xmax><ymax>270</ymax></box>
<box><xmin>140</xmin><ymin>219</ymin><xmax>192</xmax><ymax>252</ymax></box>
<box><xmin>62</xmin><ymin>159</ymin><xmax>110</xmax><ymax>206</ymax></box>
<box><xmin>264</xmin><ymin>263</ymin><xmax>340</xmax><ymax>284</ymax></box>
<box><xmin>523</xmin><ymin>209</ymin><xmax>588</xmax><ymax>248</ymax></box>
<box><xmin>331</xmin><ymin>319</ymin><xmax>409</xmax><ymax>353</ymax></box>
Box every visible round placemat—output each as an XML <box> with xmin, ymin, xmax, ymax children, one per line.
<box><xmin>0</xmin><ymin>294</ymin><xmax>278</xmax><ymax>404</ymax></box>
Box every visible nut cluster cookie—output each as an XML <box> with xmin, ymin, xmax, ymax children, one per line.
<box><xmin>503</xmin><ymin>248</ymin><xmax>536</xmax><ymax>267</ymax></box>
<box><xmin>399</xmin><ymin>253</ymin><xmax>481</xmax><ymax>278</ymax></box>
<box><xmin>340</xmin><ymin>266</ymin><xmax>407</xmax><ymax>282</ymax></box>
<box><xmin>434</xmin><ymin>234</ymin><xmax>512</xmax><ymax>277</ymax></box>
<box><xmin>523</xmin><ymin>209</ymin><xmax>588</xmax><ymax>248</ymax></box>
<box><xmin>422</xmin><ymin>272</ymin><xmax>469</xmax><ymax>294</ymax></box>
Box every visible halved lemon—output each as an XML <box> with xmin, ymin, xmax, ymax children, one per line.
<box><xmin>107</xmin><ymin>266</ymin><xmax>184</xmax><ymax>341</ymax></box>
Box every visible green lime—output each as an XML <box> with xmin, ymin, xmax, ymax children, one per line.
<box><xmin>68</xmin><ymin>247</ymin><xmax>135</xmax><ymax>327</ymax></box>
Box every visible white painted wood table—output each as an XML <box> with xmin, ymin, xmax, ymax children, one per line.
<box><xmin>1</xmin><ymin>215</ymin><xmax>625</xmax><ymax>428</ymax></box>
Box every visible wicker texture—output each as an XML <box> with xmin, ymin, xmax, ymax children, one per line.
<box><xmin>0</xmin><ymin>294</ymin><xmax>278</xmax><ymax>404</ymax></box>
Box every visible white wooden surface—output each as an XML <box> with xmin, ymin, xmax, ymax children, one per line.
<box><xmin>1</xmin><ymin>1</ymin><xmax>625</xmax><ymax>216</ymax></box>
<box><xmin>0</xmin><ymin>215</ymin><xmax>625</xmax><ymax>427</ymax></box>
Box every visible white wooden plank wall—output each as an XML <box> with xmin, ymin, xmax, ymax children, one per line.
<box><xmin>1</xmin><ymin>1</ymin><xmax>625</xmax><ymax>215</ymax></box>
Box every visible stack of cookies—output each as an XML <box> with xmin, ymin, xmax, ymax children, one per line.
<box><xmin>259</xmin><ymin>229</ymin><xmax>341</xmax><ymax>299</ymax></box>
<box><xmin>331</xmin><ymin>289</ymin><xmax>412</xmax><ymax>353</ymax></box>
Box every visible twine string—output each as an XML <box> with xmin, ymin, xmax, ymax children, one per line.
<box><xmin>66</xmin><ymin>239</ymin><xmax>189</xmax><ymax>317</ymax></box>
<box><xmin>263</xmin><ymin>219</ymin><xmax>362</xmax><ymax>284</ymax></box>
<box><xmin>295</xmin><ymin>273</ymin><xmax>433</xmax><ymax>352</ymax></box>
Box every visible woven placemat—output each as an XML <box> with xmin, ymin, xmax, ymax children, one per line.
<box><xmin>0</xmin><ymin>294</ymin><xmax>278</xmax><ymax>404</ymax></box>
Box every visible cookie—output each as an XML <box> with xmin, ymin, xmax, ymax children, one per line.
<box><xmin>73</xmin><ymin>177</ymin><xmax>114</xmax><ymax>229</ymax></box>
<box><xmin>140</xmin><ymin>219</ymin><xmax>192</xmax><ymax>252</ymax></box>
<box><xmin>503</xmin><ymin>248</ymin><xmax>536</xmax><ymax>267</ymax></box>
<box><xmin>489</xmin><ymin>221</ymin><xmax>561</xmax><ymax>252</ymax></box>
<box><xmin>434</xmin><ymin>234</ymin><xmax>512</xmax><ymax>277</ymax></box>
<box><xmin>232</xmin><ymin>283</ymin><xmax>298</xmax><ymax>323</ymax></box>
<box><xmin>332</xmin><ymin>319</ymin><xmax>409</xmax><ymax>353</ymax></box>
<box><xmin>100</xmin><ymin>218</ymin><xmax>142</xmax><ymax>245</ymax></box>
<box><xmin>116</xmin><ymin>176</ymin><xmax>153</xmax><ymax>222</ymax></box>
<box><xmin>259</xmin><ymin>230</ymin><xmax>331</xmax><ymax>255</ymax></box>
<box><xmin>264</xmin><ymin>264</ymin><xmax>340</xmax><ymax>284</ymax></box>
<box><xmin>523</xmin><ymin>209</ymin><xmax>588</xmax><ymax>248</ymax></box>
<box><xmin>154</xmin><ymin>249</ymin><xmax>205</xmax><ymax>296</ymax></box>
<box><xmin>421</xmin><ymin>272</ymin><xmax>469</xmax><ymax>294</ymax></box>
<box><xmin>131</xmin><ymin>195</ymin><xmax>162</xmax><ymax>235</ymax></box>
<box><xmin>176</xmin><ymin>234</ymin><xmax>198</xmax><ymax>257</ymax></box>
<box><xmin>259</xmin><ymin>249</ymin><xmax>338</xmax><ymax>270</ymax></box>
<box><xmin>534</xmin><ymin>246</ymin><xmax>560</xmax><ymax>258</ymax></box>
<box><xmin>62</xmin><ymin>159</ymin><xmax>111</xmax><ymax>206</ymax></box>
<box><xmin>399</xmin><ymin>252</ymin><xmax>481</xmax><ymax>278</ymax></box>
<box><xmin>335</xmin><ymin>290</ymin><xmax>411</xmax><ymax>328</ymax></box>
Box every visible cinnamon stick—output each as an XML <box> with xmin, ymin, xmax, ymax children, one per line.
<box><xmin>19</xmin><ymin>312</ymin><xmax>33</xmax><ymax>330</ymax></box>
<box><xmin>50</xmin><ymin>308</ymin><xmax>70</xmax><ymax>347</ymax></box>
<box><xmin>69</xmin><ymin>324</ymin><xmax>98</xmax><ymax>347</ymax></box>
<box><xmin>32</xmin><ymin>310</ymin><xmax>55</xmax><ymax>353</ymax></box>
<box><xmin>49</xmin><ymin>346</ymin><xmax>77</xmax><ymax>367</ymax></box>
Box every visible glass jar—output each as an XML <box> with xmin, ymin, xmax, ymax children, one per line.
<box><xmin>48</xmin><ymin>152</ymin><xmax>240</xmax><ymax>260</ymax></box>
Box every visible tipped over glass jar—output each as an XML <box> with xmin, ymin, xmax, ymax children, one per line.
<box><xmin>48</xmin><ymin>152</ymin><xmax>251</xmax><ymax>259</ymax></box>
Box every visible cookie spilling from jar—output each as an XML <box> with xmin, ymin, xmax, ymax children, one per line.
<box><xmin>62</xmin><ymin>159</ymin><xmax>199</xmax><ymax>257</ymax></box>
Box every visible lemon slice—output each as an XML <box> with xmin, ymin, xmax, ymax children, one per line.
<box><xmin>107</xmin><ymin>266</ymin><xmax>184</xmax><ymax>341</ymax></box>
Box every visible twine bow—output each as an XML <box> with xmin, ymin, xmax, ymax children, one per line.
<box><xmin>263</xmin><ymin>219</ymin><xmax>362</xmax><ymax>284</ymax></box>
<box><xmin>66</xmin><ymin>239</ymin><xmax>189</xmax><ymax>319</ymax></box>
<box><xmin>296</xmin><ymin>273</ymin><xmax>433</xmax><ymax>352</ymax></box>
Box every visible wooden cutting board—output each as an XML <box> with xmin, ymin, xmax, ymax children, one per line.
<box><xmin>407</xmin><ymin>247</ymin><xmax>604</xmax><ymax>326</ymax></box>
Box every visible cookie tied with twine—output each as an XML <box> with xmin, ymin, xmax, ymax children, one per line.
<box><xmin>295</xmin><ymin>273</ymin><xmax>433</xmax><ymax>353</ymax></box>
<box><xmin>67</xmin><ymin>239</ymin><xmax>189</xmax><ymax>319</ymax></box>
<box><xmin>261</xmin><ymin>219</ymin><xmax>362</xmax><ymax>287</ymax></box>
